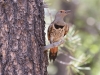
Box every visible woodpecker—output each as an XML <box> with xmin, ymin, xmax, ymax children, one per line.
<box><xmin>47</xmin><ymin>10</ymin><xmax>70</xmax><ymax>61</ymax></box>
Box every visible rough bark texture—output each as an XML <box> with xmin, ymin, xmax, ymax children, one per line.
<box><xmin>0</xmin><ymin>0</ymin><xmax>48</xmax><ymax>75</ymax></box>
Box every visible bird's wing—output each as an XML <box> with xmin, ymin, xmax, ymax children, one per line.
<box><xmin>64</xmin><ymin>24</ymin><xmax>69</xmax><ymax>36</ymax></box>
<box><xmin>47</xmin><ymin>23</ymin><xmax>53</xmax><ymax>41</ymax></box>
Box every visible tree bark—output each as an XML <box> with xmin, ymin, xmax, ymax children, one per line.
<box><xmin>0</xmin><ymin>0</ymin><xmax>48</xmax><ymax>75</ymax></box>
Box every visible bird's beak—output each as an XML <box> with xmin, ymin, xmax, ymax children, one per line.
<box><xmin>66</xmin><ymin>10</ymin><xmax>71</xmax><ymax>14</ymax></box>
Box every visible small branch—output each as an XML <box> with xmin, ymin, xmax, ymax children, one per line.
<box><xmin>55</xmin><ymin>59</ymin><xmax>70</xmax><ymax>65</ymax></box>
<box><xmin>69</xmin><ymin>56</ymin><xmax>82</xmax><ymax>63</ymax></box>
<box><xmin>42</xmin><ymin>39</ymin><xmax>64</xmax><ymax>51</ymax></box>
<box><xmin>58</xmin><ymin>51</ymin><xmax>83</xmax><ymax>63</ymax></box>
<box><xmin>76</xmin><ymin>67</ymin><xmax>91</xmax><ymax>70</ymax></box>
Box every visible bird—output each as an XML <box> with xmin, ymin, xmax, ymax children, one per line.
<box><xmin>47</xmin><ymin>10</ymin><xmax>70</xmax><ymax>61</ymax></box>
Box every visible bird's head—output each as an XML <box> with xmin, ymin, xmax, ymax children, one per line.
<box><xmin>55</xmin><ymin>10</ymin><xmax>71</xmax><ymax>18</ymax></box>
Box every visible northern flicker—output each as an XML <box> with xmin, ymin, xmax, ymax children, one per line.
<box><xmin>47</xmin><ymin>10</ymin><xmax>70</xmax><ymax>61</ymax></box>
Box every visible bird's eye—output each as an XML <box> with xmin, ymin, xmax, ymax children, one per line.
<box><xmin>60</xmin><ymin>11</ymin><xmax>62</xmax><ymax>13</ymax></box>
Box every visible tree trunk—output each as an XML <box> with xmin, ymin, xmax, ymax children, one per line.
<box><xmin>0</xmin><ymin>0</ymin><xmax>48</xmax><ymax>75</ymax></box>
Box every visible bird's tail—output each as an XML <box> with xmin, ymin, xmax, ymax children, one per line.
<box><xmin>49</xmin><ymin>47</ymin><xmax>58</xmax><ymax>61</ymax></box>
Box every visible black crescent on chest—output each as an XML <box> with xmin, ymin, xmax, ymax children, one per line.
<box><xmin>54</xmin><ymin>24</ymin><xmax>64</xmax><ymax>29</ymax></box>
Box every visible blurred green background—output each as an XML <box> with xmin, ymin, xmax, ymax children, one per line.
<box><xmin>44</xmin><ymin>0</ymin><xmax>100</xmax><ymax>75</ymax></box>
